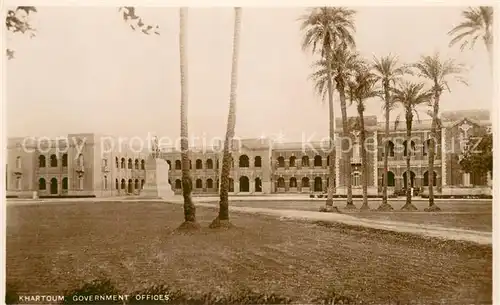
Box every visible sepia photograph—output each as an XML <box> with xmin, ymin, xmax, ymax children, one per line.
<box><xmin>3</xmin><ymin>3</ymin><xmax>495</xmax><ymax>304</ymax></box>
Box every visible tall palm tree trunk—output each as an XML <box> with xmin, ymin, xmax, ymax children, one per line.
<box><xmin>178</xmin><ymin>7</ymin><xmax>199</xmax><ymax>229</ymax></box>
<box><xmin>338</xmin><ymin>83</ymin><xmax>354</xmax><ymax>208</ymax></box>
<box><xmin>210</xmin><ymin>7</ymin><xmax>242</xmax><ymax>229</ymax></box>
<box><xmin>401</xmin><ymin>114</ymin><xmax>417</xmax><ymax>211</ymax></box>
<box><xmin>378</xmin><ymin>83</ymin><xmax>393</xmax><ymax>210</ymax></box>
<box><xmin>358</xmin><ymin>104</ymin><xmax>369</xmax><ymax>210</ymax></box>
<box><xmin>325</xmin><ymin>54</ymin><xmax>338</xmax><ymax>211</ymax></box>
<box><xmin>426</xmin><ymin>91</ymin><xmax>441</xmax><ymax>211</ymax></box>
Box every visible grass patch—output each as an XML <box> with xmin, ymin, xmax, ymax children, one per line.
<box><xmin>7</xmin><ymin>201</ymin><xmax>492</xmax><ymax>304</ymax></box>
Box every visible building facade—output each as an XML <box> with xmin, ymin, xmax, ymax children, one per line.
<box><xmin>6</xmin><ymin>110</ymin><xmax>492</xmax><ymax>198</ymax></box>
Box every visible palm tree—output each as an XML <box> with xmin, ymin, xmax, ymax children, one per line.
<box><xmin>372</xmin><ymin>55</ymin><xmax>410</xmax><ymax>211</ymax></box>
<box><xmin>346</xmin><ymin>63</ymin><xmax>378</xmax><ymax>210</ymax></box>
<box><xmin>413</xmin><ymin>53</ymin><xmax>467</xmax><ymax>212</ymax></box>
<box><xmin>299</xmin><ymin>7</ymin><xmax>356</xmax><ymax>211</ymax></box>
<box><xmin>448</xmin><ymin>6</ymin><xmax>494</xmax><ymax>69</ymax></box>
<box><xmin>309</xmin><ymin>46</ymin><xmax>359</xmax><ymax>209</ymax></box>
<box><xmin>392</xmin><ymin>81</ymin><xmax>432</xmax><ymax>211</ymax></box>
<box><xmin>177</xmin><ymin>8</ymin><xmax>199</xmax><ymax>230</ymax></box>
<box><xmin>210</xmin><ymin>7</ymin><xmax>242</xmax><ymax>229</ymax></box>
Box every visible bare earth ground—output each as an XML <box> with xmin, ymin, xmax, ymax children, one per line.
<box><xmin>6</xmin><ymin>201</ymin><xmax>492</xmax><ymax>304</ymax></box>
<box><xmin>220</xmin><ymin>200</ymin><xmax>493</xmax><ymax>232</ymax></box>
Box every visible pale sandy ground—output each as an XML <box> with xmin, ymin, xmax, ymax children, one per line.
<box><xmin>7</xmin><ymin>195</ymin><xmax>492</xmax><ymax>245</ymax></box>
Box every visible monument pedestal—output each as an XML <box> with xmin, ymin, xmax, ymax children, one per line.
<box><xmin>140</xmin><ymin>156</ymin><xmax>175</xmax><ymax>199</ymax></box>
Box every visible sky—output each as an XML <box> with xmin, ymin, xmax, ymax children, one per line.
<box><xmin>5</xmin><ymin>6</ymin><xmax>493</xmax><ymax>142</ymax></box>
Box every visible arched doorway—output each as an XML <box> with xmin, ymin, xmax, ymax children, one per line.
<box><xmin>128</xmin><ymin>179</ymin><xmax>133</xmax><ymax>193</ymax></box>
<box><xmin>50</xmin><ymin>178</ymin><xmax>58</xmax><ymax>195</ymax></box>
<box><xmin>402</xmin><ymin>171</ymin><xmax>416</xmax><ymax>188</ymax></box>
<box><xmin>314</xmin><ymin>177</ymin><xmax>322</xmax><ymax>192</ymax></box>
<box><xmin>240</xmin><ymin>176</ymin><xmax>249</xmax><ymax>192</ymax></box>
<box><xmin>423</xmin><ymin>171</ymin><xmax>437</xmax><ymax>186</ymax></box>
<box><xmin>255</xmin><ymin>178</ymin><xmax>262</xmax><ymax>192</ymax></box>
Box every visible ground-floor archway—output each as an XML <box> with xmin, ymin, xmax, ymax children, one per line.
<box><xmin>128</xmin><ymin>179</ymin><xmax>133</xmax><ymax>193</ymax></box>
<box><xmin>255</xmin><ymin>178</ymin><xmax>262</xmax><ymax>192</ymax></box>
<box><xmin>239</xmin><ymin>176</ymin><xmax>249</xmax><ymax>192</ymax></box>
<box><xmin>50</xmin><ymin>178</ymin><xmax>58</xmax><ymax>194</ymax></box>
<box><xmin>314</xmin><ymin>177</ymin><xmax>322</xmax><ymax>192</ymax></box>
<box><xmin>402</xmin><ymin>171</ymin><xmax>416</xmax><ymax>188</ymax></box>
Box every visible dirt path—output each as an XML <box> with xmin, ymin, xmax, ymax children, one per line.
<box><xmin>180</xmin><ymin>201</ymin><xmax>492</xmax><ymax>245</ymax></box>
<box><xmin>7</xmin><ymin>197</ymin><xmax>491</xmax><ymax>245</ymax></box>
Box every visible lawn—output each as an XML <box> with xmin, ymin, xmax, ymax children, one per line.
<box><xmin>7</xmin><ymin>201</ymin><xmax>492</xmax><ymax>304</ymax></box>
<box><xmin>222</xmin><ymin>199</ymin><xmax>493</xmax><ymax>232</ymax></box>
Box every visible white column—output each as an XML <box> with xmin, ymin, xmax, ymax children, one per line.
<box><xmin>373</xmin><ymin>130</ymin><xmax>378</xmax><ymax>188</ymax></box>
<box><xmin>441</xmin><ymin>127</ymin><xmax>447</xmax><ymax>186</ymax></box>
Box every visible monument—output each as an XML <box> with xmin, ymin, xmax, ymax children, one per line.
<box><xmin>139</xmin><ymin>137</ymin><xmax>175</xmax><ymax>199</ymax></box>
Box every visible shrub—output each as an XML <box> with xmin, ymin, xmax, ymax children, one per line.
<box><xmin>309</xmin><ymin>194</ymin><xmax>315</xmax><ymax>198</ymax></box>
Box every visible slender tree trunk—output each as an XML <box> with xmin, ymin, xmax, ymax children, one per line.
<box><xmin>426</xmin><ymin>90</ymin><xmax>441</xmax><ymax>211</ymax></box>
<box><xmin>178</xmin><ymin>7</ymin><xmax>199</xmax><ymax>230</ymax></box>
<box><xmin>210</xmin><ymin>7</ymin><xmax>242</xmax><ymax>229</ymax></box>
<box><xmin>325</xmin><ymin>53</ymin><xmax>337</xmax><ymax>211</ymax></box>
<box><xmin>401</xmin><ymin>113</ymin><xmax>417</xmax><ymax>211</ymax></box>
<box><xmin>378</xmin><ymin>82</ymin><xmax>393</xmax><ymax>210</ymax></box>
<box><xmin>338</xmin><ymin>83</ymin><xmax>354</xmax><ymax>208</ymax></box>
<box><xmin>358</xmin><ymin>103</ymin><xmax>369</xmax><ymax>210</ymax></box>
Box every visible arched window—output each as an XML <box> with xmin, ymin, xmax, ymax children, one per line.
<box><xmin>301</xmin><ymin>177</ymin><xmax>310</xmax><ymax>187</ymax></box>
<box><xmin>255</xmin><ymin>178</ymin><xmax>262</xmax><ymax>192</ymax></box>
<box><xmin>62</xmin><ymin>154</ymin><xmax>68</xmax><ymax>167</ymax></box>
<box><xmin>277</xmin><ymin>177</ymin><xmax>285</xmax><ymax>188</ymax></box>
<box><xmin>39</xmin><ymin>178</ymin><xmax>46</xmax><ymax>190</ymax></box>
<box><xmin>141</xmin><ymin>179</ymin><xmax>145</xmax><ymax>189</ymax></box>
<box><xmin>121</xmin><ymin>158</ymin><xmax>126</xmax><ymax>169</ymax></box>
<box><xmin>352</xmin><ymin>172</ymin><xmax>361</xmax><ymax>187</ymax></box>
<box><xmin>127</xmin><ymin>158</ymin><xmax>133</xmax><ymax>169</ymax></box>
<box><xmin>196</xmin><ymin>179</ymin><xmax>203</xmax><ymax>188</ymax></box>
<box><xmin>39</xmin><ymin>155</ymin><xmax>46</xmax><ymax>168</ymax></box>
<box><xmin>313</xmin><ymin>155</ymin><xmax>322</xmax><ymax>167</ymax></box>
<box><xmin>206</xmin><ymin>159</ymin><xmax>213</xmax><ymax>169</ymax></box>
<box><xmin>290</xmin><ymin>177</ymin><xmax>297</xmax><ymax>188</ymax></box>
<box><xmin>239</xmin><ymin>155</ymin><xmax>249</xmax><ymax>168</ymax></box>
<box><xmin>254</xmin><ymin>156</ymin><xmax>262</xmax><ymax>168</ymax></box>
<box><xmin>206</xmin><ymin>178</ymin><xmax>213</xmax><ymax>189</ymax></box>
<box><xmin>196</xmin><ymin>159</ymin><xmax>203</xmax><ymax>169</ymax></box>
<box><xmin>167</xmin><ymin>160</ymin><xmax>172</xmax><ymax>170</ymax></box>
<box><xmin>115</xmin><ymin>178</ymin><xmax>119</xmax><ymax>190</ymax></box>
<box><xmin>277</xmin><ymin>157</ymin><xmax>285</xmax><ymax>168</ymax></box>
<box><xmin>141</xmin><ymin>160</ymin><xmax>145</xmax><ymax>170</ymax></box>
<box><xmin>175</xmin><ymin>179</ymin><xmax>182</xmax><ymax>189</ymax></box>
<box><xmin>175</xmin><ymin>160</ymin><xmax>181</xmax><ymax>170</ymax></box>
<box><xmin>302</xmin><ymin>156</ymin><xmax>310</xmax><ymax>167</ymax></box>
<box><xmin>314</xmin><ymin>177</ymin><xmax>322</xmax><ymax>191</ymax></box>
<box><xmin>62</xmin><ymin>177</ymin><xmax>68</xmax><ymax>190</ymax></box>
<box><xmin>50</xmin><ymin>154</ymin><xmax>58</xmax><ymax>167</ymax></box>
<box><xmin>134</xmin><ymin>159</ymin><xmax>139</xmax><ymax>169</ymax></box>
<box><xmin>135</xmin><ymin>179</ymin><xmax>139</xmax><ymax>189</ymax></box>
<box><xmin>383</xmin><ymin>171</ymin><xmax>395</xmax><ymax>187</ymax></box>
<box><xmin>289</xmin><ymin>156</ymin><xmax>296</xmax><ymax>167</ymax></box>
<box><xmin>121</xmin><ymin>179</ymin><xmax>126</xmax><ymax>189</ymax></box>
<box><xmin>115</xmin><ymin>157</ymin><xmax>119</xmax><ymax>168</ymax></box>
<box><xmin>423</xmin><ymin>139</ymin><xmax>435</xmax><ymax>156</ymax></box>
<box><xmin>387</xmin><ymin>141</ymin><xmax>395</xmax><ymax>157</ymax></box>
<box><xmin>403</xmin><ymin>140</ymin><xmax>416</xmax><ymax>157</ymax></box>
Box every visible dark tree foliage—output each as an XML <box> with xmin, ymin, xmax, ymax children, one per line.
<box><xmin>5</xmin><ymin>6</ymin><xmax>37</xmax><ymax>59</ymax></box>
<box><xmin>119</xmin><ymin>7</ymin><xmax>160</xmax><ymax>35</ymax></box>
<box><xmin>459</xmin><ymin>132</ymin><xmax>493</xmax><ymax>176</ymax></box>
<box><xmin>6</xmin><ymin>7</ymin><xmax>159</xmax><ymax>59</ymax></box>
